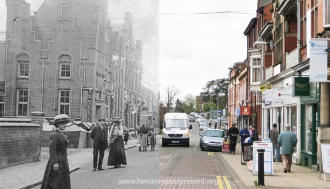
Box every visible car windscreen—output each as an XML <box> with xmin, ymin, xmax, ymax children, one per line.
<box><xmin>204</xmin><ymin>130</ymin><xmax>225</xmax><ymax>137</ymax></box>
<box><xmin>164</xmin><ymin>119</ymin><xmax>187</xmax><ymax>128</ymax></box>
<box><xmin>200</xmin><ymin>119</ymin><xmax>207</xmax><ymax>123</ymax></box>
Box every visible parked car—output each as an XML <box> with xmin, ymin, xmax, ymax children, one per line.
<box><xmin>200</xmin><ymin>129</ymin><xmax>226</xmax><ymax>151</ymax></box>
<box><xmin>199</xmin><ymin>119</ymin><xmax>208</xmax><ymax>133</ymax></box>
<box><xmin>189</xmin><ymin>116</ymin><xmax>195</xmax><ymax>122</ymax></box>
<box><xmin>197</xmin><ymin>117</ymin><xmax>205</xmax><ymax>124</ymax></box>
<box><xmin>190</xmin><ymin>112</ymin><xmax>196</xmax><ymax>116</ymax></box>
<box><xmin>195</xmin><ymin>113</ymin><xmax>200</xmax><ymax>118</ymax></box>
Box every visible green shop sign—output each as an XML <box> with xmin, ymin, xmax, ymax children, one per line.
<box><xmin>293</xmin><ymin>77</ymin><xmax>309</xmax><ymax>96</ymax></box>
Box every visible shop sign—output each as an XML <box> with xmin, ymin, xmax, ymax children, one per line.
<box><xmin>293</xmin><ymin>77</ymin><xmax>309</xmax><ymax>96</ymax></box>
<box><xmin>309</xmin><ymin>38</ymin><xmax>328</xmax><ymax>82</ymax></box>
<box><xmin>259</xmin><ymin>85</ymin><xmax>271</xmax><ymax>91</ymax></box>
<box><xmin>240</xmin><ymin>106</ymin><xmax>251</xmax><ymax>115</ymax></box>
<box><xmin>267</xmin><ymin>88</ymin><xmax>294</xmax><ymax>100</ymax></box>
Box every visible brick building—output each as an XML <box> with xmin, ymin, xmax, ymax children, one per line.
<box><xmin>0</xmin><ymin>0</ymin><xmax>157</xmax><ymax>128</ymax></box>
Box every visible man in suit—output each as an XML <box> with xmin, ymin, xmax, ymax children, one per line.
<box><xmin>90</xmin><ymin>118</ymin><xmax>108</xmax><ymax>171</ymax></box>
<box><xmin>228</xmin><ymin>123</ymin><xmax>239</xmax><ymax>154</ymax></box>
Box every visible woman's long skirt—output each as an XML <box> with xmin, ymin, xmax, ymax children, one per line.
<box><xmin>141</xmin><ymin>134</ymin><xmax>148</xmax><ymax>148</ymax></box>
<box><xmin>108</xmin><ymin>136</ymin><xmax>127</xmax><ymax>166</ymax></box>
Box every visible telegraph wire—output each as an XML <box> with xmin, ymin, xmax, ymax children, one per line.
<box><xmin>160</xmin><ymin>11</ymin><xmax>255</xmax><ymax>16</ymax></box>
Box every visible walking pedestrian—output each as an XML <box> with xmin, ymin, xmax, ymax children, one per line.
<box><xmin>239</xmin><ymin>125</ymin><xmax>250</xmax><ymax>152</ymax></box>
<box><xmin>277</xmin><ymin>125</ymin><xmax>297</xmax><ymax>173</ymax></box>
<box><xmin>270</xmin><ymin>123</ymin><xmax>281</xmax><ymax>162</ymax></box>
<box><xmin>249</xmin><ymin>126</ymin><xmax>253</xmax><ymax>137</ymax></box>
<box><xmin>148</xmin><ymin>126</ymin><xmax>157</xmax><ymax>151</ymax></box>
<box><xmin>214</xmin><ymin>121</ymin><xmax>217</xmax><ymax>129</ymax></box>
<box><xmin>141</xmin><ymin>124</ymin><xmax>149</xmax><ymax>151</ymax></box>
<box><xmin>90</xmin><ymin>118</ymin><xmax>108</xmax><ymax>171</ymax></box>
<box><xmin>41</xmin><ymin>114</ymin><xmax>72</xmax><ymax>189</ymax></box>
<box><xmin>107</xmin><ymin>118</ymin><xmax>127</xmax><ymax>168</ymax></box>
<box><xmin>228</xmin><ymin>123</ymin><xmax>239</xmax><ymax>154</ymax></box>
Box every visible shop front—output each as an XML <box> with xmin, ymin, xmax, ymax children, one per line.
<box><xmin>300</xmin><ymin>82</ymin><xmax>319</xmax><ymax>168</ymax></box>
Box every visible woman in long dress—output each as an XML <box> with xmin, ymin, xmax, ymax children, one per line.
<box><xmin>107</xmin><ymin>119</ymin><xmax>127</xmax><ymax>168</ymax></box>
<box><xmin>148</xmin><ymin>127</ymin><xmax>157</xmax><ymax>151</ymax></box>
<box><xmin>141</xmin><ymin>125</ymin><xmax>149</xmax><ymax>151</ymax></box>
<box><xmin>41</xmin><ymin>114</ymin><xmax>72</xmax><ymax>189</ymax></box>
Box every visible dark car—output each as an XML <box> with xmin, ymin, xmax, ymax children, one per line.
<box><xmin>200</xmin><ymin>129</ymin><xmax>226</xmax><ymax>151</ymax></box>
<box><xmin>189</xmin><ymin>116</ymin><xmax>195</xmax><ymax>122</ymax></box>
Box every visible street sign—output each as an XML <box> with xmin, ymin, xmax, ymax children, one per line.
<box><xmin>210</xmin><ymin>110</ymin><xmax>218</xmax><ymax>119</ymax></box>
<box><xmin>218</xmin><ymin>110</ymin><xmax>222</xmax><ymax>114</ymax></box>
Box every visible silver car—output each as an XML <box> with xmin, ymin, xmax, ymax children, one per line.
<box><xmin>200</xmin><ymin>129</ymin><xmax>226</xmax><ymax>151</ymax></box>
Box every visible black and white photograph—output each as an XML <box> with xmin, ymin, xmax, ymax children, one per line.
<box><xmin>0</xmin><ymin>0</ymin><xmax>330</xmax><ymax>188</ymax></box>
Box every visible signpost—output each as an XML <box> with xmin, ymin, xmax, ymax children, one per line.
<box><xmin>211</xmin><ymin>110</ymin><xmax>218</xmax><ymax>119</ymax></box>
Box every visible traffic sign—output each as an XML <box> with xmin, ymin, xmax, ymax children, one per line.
<box><xmin>218</xmin><ymin>110</ymin><xmax>222</xmax><ymax>114</ymax></box>
<box><xmin>211</xmin><ymin>110</ymin><xmax>218</xmax><ymax>119</ymax></box>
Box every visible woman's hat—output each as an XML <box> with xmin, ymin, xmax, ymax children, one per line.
<box><xmin>50</xmin><ymin>114</ymin><xmax>71</xmax><ymax>125</ymax></box>
<box><xmin>112</xmin><ymin>117</ymin><xmax>121</xmax><ymax>123</ymax></box>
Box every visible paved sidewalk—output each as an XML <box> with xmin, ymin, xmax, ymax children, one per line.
<box><xmin>0</xmin><ymin>139</ymin><xmax>137</xmax><ymax>189</ymax></box>
<box><xmin>218</xmin><ymin>143</ymin><xmax>330</xmax><ymax>189</ymax></box>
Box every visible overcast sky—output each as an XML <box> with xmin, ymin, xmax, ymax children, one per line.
<box><xmin>159</xmin><ymin>0</ymin><xmax>257</xmax><ymax>100</ymax></box>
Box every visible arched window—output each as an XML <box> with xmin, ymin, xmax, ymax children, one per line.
<box><xmin>17</xmin><ymin>52</ymin><xmax>30</xmax><ymax>77</ymax></box>
<box><xmin>59</xmin><ymin>55</ymin><xmax>72</xmax><ymax>79</ymax></box>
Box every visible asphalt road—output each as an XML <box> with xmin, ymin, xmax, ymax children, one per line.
<box><xmin>158</xmin><ymin>118</ymin><xmax>248</xmax><ymax>189</ymax></box>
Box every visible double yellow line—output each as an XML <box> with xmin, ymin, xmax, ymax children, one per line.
<box><xmin>208</xmin><ymin>152</ymin><xmax>214</xmax><ymax>156</ymax></box>
<box><xmin>216</xmin><ymin>176</ymin><xmax>232</xmax><ymax>189</ymax></box>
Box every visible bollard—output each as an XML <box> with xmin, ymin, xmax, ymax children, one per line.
<box><xmin>257</xmin><ymin>149</ymin><xmax>265</xmax><ymax>186</ymax></box>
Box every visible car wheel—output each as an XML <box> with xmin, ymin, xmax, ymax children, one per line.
<box><xmin>201</xmin><ymin>145</ymin><xmax>204</xmax><ymax>151</ymax></box>
<box><xmin>162</xmin><ymin>141</ymin><xmax>166</xmax><ymax>147</ymax></box>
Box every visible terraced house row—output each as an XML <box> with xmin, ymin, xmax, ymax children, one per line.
<box><xmin>227</xmin><ymin>0</ymin><xmax>330</xmax><ymax>172</ymax></box>
<box><xmin>0</xmin><ymin>0</ymin><xmax>159</xmax><ymax>128</ymax></box>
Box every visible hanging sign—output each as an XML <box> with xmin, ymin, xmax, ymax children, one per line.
<box><xmin>240</xmin><ymin>106</ymin><xmax>251</xmax><ymax>115</ymax></box>
<box><xmin>259</xmin><ymin>85</ymin><xmax>271</xmax><ymax>91</ymax></box>
<box><xmin>293</xmin><ymin>77</ymin><xmax>310</xmax><ymax>96</ymax></box>
<box><xmin>309</xmin><ymin>38</ymin><xmax>328</xmax><ymax>82</ymax></box>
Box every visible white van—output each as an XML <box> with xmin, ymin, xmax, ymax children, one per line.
<box><xmin>162</xmin><ymin>113</ymin><xmax>192</xmax><ymax>147</ymax></box>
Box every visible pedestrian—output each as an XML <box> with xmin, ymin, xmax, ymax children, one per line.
<box><xmin>141</xmin><ymin>124</ymin><xmax>149</xmax><ymax>151</ymax></box>
<box><xmin>90</xmin><ymin>118</ymin><xmax>108</xmax><ymax>171</ymax></box>
<box><xmin>136</xmin><ymin>126</ymin><xmax>142</xmax><ymax>151</ymax></box>
<box><xmin>277</xmin><ymin>125</ymin><xmax>298</xmax><ymax>173</ymax></box>
<box><xmin>148</xmin><ymin>126</ymin><xmax>157</xmax><ymax>151</ymax></box>
<box><xmin>123</xmin><ymin>128</ymin><xmax>129</xmax><ymax>145</ymax></box>
<box><xmin>228</xmin><ymin>123</ymin><xmax>239</xmax><ymax>154</ymax></box>
<box><xmin>250</xmin><ymin>126</ymin><xmax>259</xmax><ymax>142</ymax></box>
<box><xmin>107</xmin><ymin>118</ymin><xmax>127</xmax><ymax>168</ymax></box>
<box><xmin>214</xmin><ymin>121</ymin><xmax>217</xmax><ymax>129</ymax></box>
<box><xmin>239</xmin><ymin>125</ymin><xmax>250</xmax><ymax>152</ymax></box>
<box><xmin>270</xmin><ymin>123</ymin><xmax>281</xmax><ymax>162</ymax></box>
<box><xmin>41</xmin><ymin>114</ymin><xmax>72</xmax><ymax>189</ymax></box>
<box><xmin>249</xmin><ymin>126</ymin><xmax>253</xmax><ymax>137</ymax></box>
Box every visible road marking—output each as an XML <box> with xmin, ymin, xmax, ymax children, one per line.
<box><xmin>208</xmin><ymin>152</ymin><xmax>214</xmax><ymax>156</ymax></box>
<box><xmin>194</xmin><ymin>139</ymin><xmax>199</xmax><ymax>151</ymax></box>
<box><xmin>216</xmin><ymin>176</ymin><xmax>232</xmax><ymax>189</ymax></box>
<box><xmin>160</xmin><ymin>153</ymin><xmax>177</xmax><ymax>171</ymax></box>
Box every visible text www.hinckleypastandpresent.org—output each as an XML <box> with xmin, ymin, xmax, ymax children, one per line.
<box><xmin>118</xmin><ymin>178</ymin><xmax>218</xmax><ymax>185</ymax></box>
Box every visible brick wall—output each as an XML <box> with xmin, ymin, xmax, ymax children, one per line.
<box><xmin>0</xmin><ymin>122</ymin><xmax>41</xmax><ymax>169</ymax></box>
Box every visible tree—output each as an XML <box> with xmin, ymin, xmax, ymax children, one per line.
<box><xmin>174</xmin><ymin>99</ymin><xmax>184</xmax><ymax>112</ymax></box>
<box><xmin>202</xmin><ymin>102</ymin><xmax>217</xmax><ymax>112</ymax></box>
<box><xmin>182</xmin><ymin>94</ymin><xmax>196</xmax><ymax>113</ymax></box>
<box><xmin>163</xmin><ymin>85</ymin><xmax>180</xmax><ymax>112</ymax></box>
<box><xmin>202</xmin><ymin>78</ymin><xmax>229</xmax><ymax>110</ymax></box>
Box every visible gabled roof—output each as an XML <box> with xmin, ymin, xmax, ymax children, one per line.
<box><xmin>243</xmin><ymin>17</ymin><xmax>257</xmax><ymax>36</ymax></box>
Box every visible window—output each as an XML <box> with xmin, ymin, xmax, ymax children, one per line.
<box><xmin>17</xmin><ymin>53</ymin><xmax>30</xmax><ymax>77</ymax></box>
<box><xmin>325</xmin><ymin>0</ymin><xmax>330</xmax><ymax>27</ymax></box>
<box><xmin>59</xmin><ymin>90</ymin><xmax>70</xmax><ymax>115</ymax></box>
<box><xmin>250</xmin><ymin>57</ymin><xmax>262</xmax><ymax>83</ymax></box>
<box><xmin>0</xmin><ymin>91</ymin><xmax>4</xmax><ymax>117</ymax></box>
<box><xmin>60</xmin><ymin>64</ymin><xmax>71</xmax><ymax>78</ymax></box>
<box><xmin>274</xmin><ymin>14</ymin><xmax>283</xmax><ymax>64</ymax></box>
<box><xmin>17</xmin><ymin>89</ymin><xmax>28</xmax><ymax>116</ymax></box>
<box><xmin>59</xmin><ymin>55</ymin><xmax>71</xmax><ymax>79</ymax></box>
